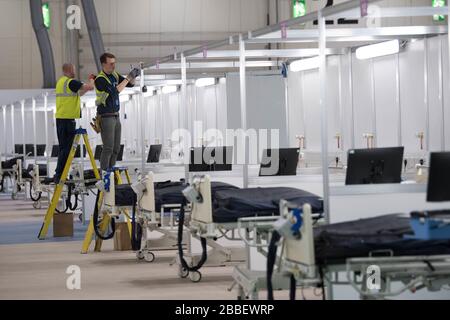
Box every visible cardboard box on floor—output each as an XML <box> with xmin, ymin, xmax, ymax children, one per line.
<box><xmin>53</xmin><ymin>213</ymin><xmax>74</xmax><ymax>237</ymax></box>
<box><xmin>114</xmin><ymin>222</ymin><xmax>132</xmax><ymax>251</ymax></box>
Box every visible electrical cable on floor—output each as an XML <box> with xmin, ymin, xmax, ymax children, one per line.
<box><xmin>92</xmin><ymin>190</ymin><xmax>115</xmax><ymax>240</ymax></box>
<box><xmin>131</xmin><ymin>193</ymin><xmax>143</xmax><ymax>251</ymax></box>
<box><xmin>267</xmin><ymin>230</ymin><xmax>281</xmax><ymax>300</ymax></box>
<box><xmin>177</xmin><ymin>198</ymin><xmax>207</xmax><ymax>272</ymax></box>
<box><xmin>289</xmin><ymin>274</ymin><xmax>297</xmax><ymax>300</ymax></box>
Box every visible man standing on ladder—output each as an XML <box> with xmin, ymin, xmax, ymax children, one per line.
<box><xmin>94</xmin><ymin>53</ymin><xmax>139</xmax><ymax>173</ymax></box>
<box><xmin>54</xmin><ymin>63</ymin><xmax>95</xmax><ymax>183</ymax></box>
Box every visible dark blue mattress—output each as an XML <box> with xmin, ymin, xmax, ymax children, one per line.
<box><xmin>314</xmin><ymin>214</ymin><xmax>450</xmax><ymax>265</ymax></box>
<box><xmin>155</xmin><ymin>181</ymin><xmax>239</xmax><ymax>212</ymax></box>
<box><xmin>1</xmin><ymin>157</ymin><xmax>23</xmax><ymax>170</ymax></box>
<box><xmin>212</xmin><ymin>187</ymin><xmax>323</xmax><ymax>223</ymax></box>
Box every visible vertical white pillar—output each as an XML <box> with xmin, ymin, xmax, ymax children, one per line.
<box><xmin>318</xmin><ymin>11</ymin><xmax>330</xmax><ymax>223</ymax></box>
<box><xmin>239</xmin><ymin>34</ymin><xmax>248</xmax><ymax>188</ymax></box>
<box><xmin>140</xmin><ymin>64</ymin><xmax>146</xmax><ymax>174</ymax></box>
<box><xmin>21</xmin><ymin>100</ymin><xmax>25</xmax><ymax>156</ymax></box>
<box><xmin>10</xmin><ymin>104</ymin><xmax>15</xmax><ymax>154</ymax></box>
<box><xmin>181</xmin><ymin>54</ymin><xmax>189</xmax><ymax>181</ymax></box>
<box><xmin>32</xmin><ymin>98</ymin><xmax>37</xmax><ymax>162</ymax></box>
<box><xmin>3</xmin><ymin>105</ymin><xmax>7</xmax><ymax>155</ymax></box>
<box><xmin>284</xmin><ymin>77</ymin><xmax>290</xmax><ymax>146</ymax></box>
<box><xmin>44</xmin><ymin>93</ymin><xmax>50</xmax><ymax>175</ymax></box>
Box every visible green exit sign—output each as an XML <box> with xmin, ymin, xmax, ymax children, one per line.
<box><xmin>432</xmin><ymin>0</ymin><xmax>446</xmax><ymax>21</ymax></box>
<box><xmin>42</xmin><ymin>2</ymin><xmax>50</xmax><ymax>29</ymax></box>
<box><xmin>292</xmin><ymin>0</ymin><xmax>306</xmax><ymax>18</ymax></box>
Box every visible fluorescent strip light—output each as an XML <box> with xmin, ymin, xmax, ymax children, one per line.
<box><xmin>161</xmin><ymin>85</ymin><xmax>178</xmax><ymax>94</ymax></box>
<box><xmin>289</xmin><ymin>57</ymin><xmax>320</xmax><ymax>72</ymax></box>
<box><xmin>355</xmin><ymin>40</ymin><xmax>399</xmax><ymax>60</ymax></box>
<box><xmin>195</xmin><ymin>77</ymin><xmax>216</xmax><ymax>87</ymax></box>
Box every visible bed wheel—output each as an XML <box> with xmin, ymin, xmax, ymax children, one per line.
<box><xmin>33</xmin><ymin>200</ymin><xmax>41</xmax><ymax>209</ymax></box>
<box><xmin>136</xmin><ymin>251</ymin><xmax>145</xmax><ymax>260</ymax></box>
<box><xmin>144</xmin><ymin>251</ymin><xmax>155</xmax><ymax>263</ymax></box>
<box><xmin>189</xmin><ymin>271</ymin><xmax>202</xmax><ymax>283</ymax></box>
<box><xmin>178</xmin><ymin>265</ymin><xmax>189</xmax><ymax>278</ymax></box>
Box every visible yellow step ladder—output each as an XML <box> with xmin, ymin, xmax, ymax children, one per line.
<box><xmin>38</xmin><ymin>128</ymin><xmax>100</xmax><ymax>240</ymax></box>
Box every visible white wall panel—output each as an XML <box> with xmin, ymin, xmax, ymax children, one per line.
<box><xmin>373</xmin><ymin>55</ymin><xmax>399</xmax><ymax>147</ymax></box>
<box><xmin>351</xmin><ymin>54</ymin><xmax>374</xmax><ymax>149</ymax></box>
<box><xmin>427</xmin><ymin>36</ymin><xmax>446</xmax><ymax>151</ymax></box>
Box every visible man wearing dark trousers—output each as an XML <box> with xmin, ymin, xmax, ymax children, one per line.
<box><xmin>54</xmin><ymin>63</ymin><xmax>94</xmax><ymax>183</ymax></box>
<box><xmin>94</xmin><ymin>53</ymin><xmax>139</xmax><ymax>172</ymax></box>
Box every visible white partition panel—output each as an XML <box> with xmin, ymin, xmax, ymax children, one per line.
<box><xmin>302</xmin><ymin>70</ymin><xmax>321</xmax><ymax>152</ymax></box>
<box><xmin>287</xmin><ymin>70</ymin><xmax>304</xmax><ymax>147</ymax></box>
<box><xmin>352</xmin><ymin>54</ymin><xmax>374</xmax><ymax>149</ymax></box>
<box><xmin>443</xmin><ymin>35</ymin><xmax>450</xmax><ymax>151</ymax></box>
<box><xmin>399</xmin><ymin>39</ymin><xmax>427</xmax><ymax>154</ymax></box>
<box><xmin>427</xmin><ymin>36</ymin><xmax>446</xmax><ymax>151</ymax></box>
<box><xmin>373</xmin><ymin>54</ymin><xmax>399</xmax><ymax>147</ymax></box>
<box><xmin>326</xmin><ymin>56</ymin><xmax>343</xmax><ymax>153</ymax></box>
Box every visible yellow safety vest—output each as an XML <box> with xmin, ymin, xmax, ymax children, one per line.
<box><xmin>55</xmin><ymin>76</ymin><xmax>81</xmax><ymax>119</ymax></box>
<box><xmin>95</xmin><ymin>70</ymin><xmax>119</xmax><ymax>107</ymax></box>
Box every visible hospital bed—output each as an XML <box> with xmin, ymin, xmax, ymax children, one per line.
<box><xmin>176</xmin><ymin>175</ymin><xmax>323</xmax><ymax>283</ymax></box>
<box><xmin>29</xmin><ymin>161</ymin><xmax>99</xmax><ymax>213</ymax></box>
<box><xmin>109</xmin><ymin>172</ymin><xmax>239</xmax><ymax>269</ymax></box>
<box><xmin>0</xmin><ymin>156</ymin><xmax>23</xmax><ymax>193</ymax></box>
<box><xmin>232</xmin><ymin>151</ymin><xmax>450</xmax><ymax>300</ymax></box>
<box><xmin>232</xmin><ymin>207</ymin><xmax>450</xmax><ymax>300</ymax></box>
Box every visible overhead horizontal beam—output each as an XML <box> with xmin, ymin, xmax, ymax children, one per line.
<box><xmin>146</xmin><ymin>60</ymin><xmax>282</xmax><ymax>71</ymax></box>
<box><xmin>327</xmin><ymin>6</ymin><xmax>448</xmax><ymax>20</ymax></box>
<box><xmin>142</xmin><ymin>0</ymin><xmax>383</xmax><ymax>69</ymax></box>
<box><xmin>249</xmin><ymin>26</ymin><xmax>449</xmax><ymax>43</ymax></box>
<box><xmin>185</xmin><ymin>48</ymin><xmax>347</xmax><ymax>59</ymax></box>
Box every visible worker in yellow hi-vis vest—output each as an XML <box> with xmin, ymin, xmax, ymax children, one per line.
<box><xmin>94</xmin><ymin>53</ymin><xmax>139</xmax><ymax>172</ymax></box>
<box><xmin>53</xmin><ymin>63</ymin><xmax>95</xmax><ymax>183</ymax></box>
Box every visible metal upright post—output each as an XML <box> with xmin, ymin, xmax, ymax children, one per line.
<box><xmin>44</xmin><ymin>93</ymin><xmax>50</xmax><ymax>175</ymax></box>
<box><xmin>140</xmin><ymin>64</ymin><xmax>146</xmax><ymax>175</ymax></box>
<box><xmin>239</xmin><ymin>34</ymin><xmax>249</xmax><ymax>188</ymax></box>
<box><xmin>2</xmin><ymin>105</ymin><xmax>6</xmax><ymax>155</ymax></box>
<box><xmin>32</xmin><ymin>98</ymin><xmax>37</xmax><ymax>162</ymax></box>
<box><xmin>284</xmin><ymin>77</ymin><xmax>290</xmax><ymax>146</ymax></box>
<box><xmin>10</xmin><ymin>104</ymin><xmax>15</xmax><ymax>155</ymax></box>
<box><xmin>181</xmin><ymin>54</ymin><xmax>189</xmax><ymax>181</ymax></box>
<box><xmin>21</xmin><ymin>100</ymin><xmax>25</xmax><ymax>157</ymax></box>
<box><xmin>318</xmin><ymin>12</ymin><xmax>330</xmax><ymax>224</ymax></box>
<box><xmin>318</xmin><ymin>10</ymin><xmax>332</xmax><ymax>301</ymax></box>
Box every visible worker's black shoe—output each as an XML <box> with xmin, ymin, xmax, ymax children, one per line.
<box><xmin>53</xmin><ymin>175</ymin><xmax>60</xmax><ymax>184</ymax></box>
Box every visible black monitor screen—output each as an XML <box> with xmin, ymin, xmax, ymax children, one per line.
<box><xmin>24</xmin><ymin>144</ymin><xmax>46</xmax><ymax>156</ymax></box>
<box><xmin>51</xmin><ymin>145</ymin><xmax>59</xmax><ymax>158</ymax></box>
<box><xmin>36</xmin><ymin>144</ymin><xmax>46</xmax><ymax>156</ymax></box>
<box><xmin>25</xmin><ymin>144</ymin><xmax>34</xmax><ymax>156</ymax></box>
<box><xmin>427</xmin><ymin>152</ymin><xmax>450</xmax><ymax>202</ymax></box>
<box><xmin>259</xmin><ymin>148</ymin><xmax>299</xmax><ymax>176</ymax></box>
<box><xmin>345</xmin><ymin>147</ymin><xmax>404</xmax><ymax>185</ymax></box>
<box><xmin>147</xmin><ymin>144</ymin><xmax>162</xmax><ymax>163</ymax></box>
<box><xmin>15</xmin><ymin>144</ymin><xmax>24</xmax><ymax>154</ymax></box>
<box><xmin>74</xmin><ymin>145</ymin><xmax>87</xmax><ymax>158</ymax></box>
<box><xmin>189</xmin><ymin>146</ymin><xmax>233</xmax><ymax>172</ymax></box>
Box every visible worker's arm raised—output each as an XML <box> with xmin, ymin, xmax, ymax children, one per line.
<box><xmin>116</xmin><ymin>68</ymin><xmax>139</xmax><ymax>93</ymax></box>
<box><xmin>76</xmin><ymin>74</ymin><xmax>95</xmax><ymax>96</ymax></box>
